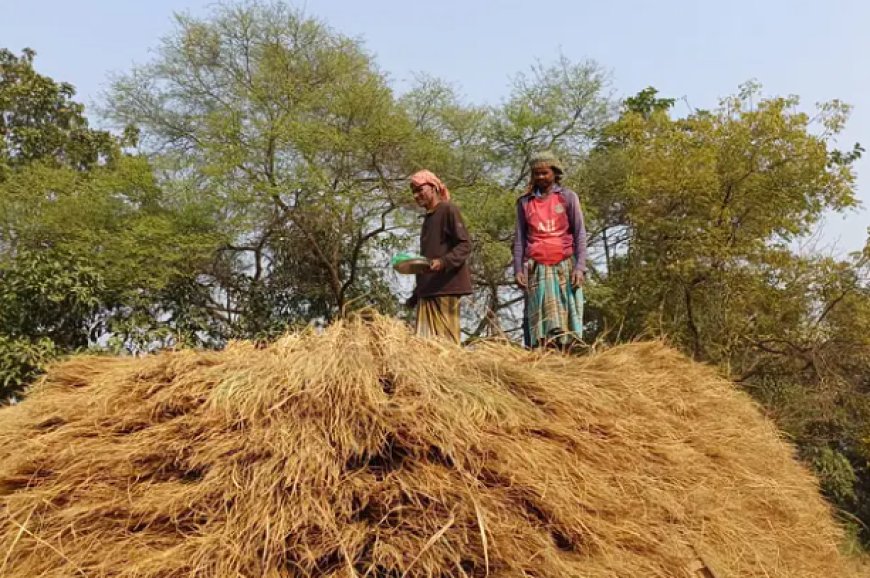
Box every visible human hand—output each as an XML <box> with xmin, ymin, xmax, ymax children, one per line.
<box><xmin>516</xmin><ymin>272</ymin><xmax>527</xmax><ymax>290</ymax></box>
<box><xmin>429</xmin><ymin>258</ymin><xmax>444</xmax><ymax>272</ymax></box>
<box><xmin>571</xmin><ymin>270</ymin><xmax>585</xmax><ymax>288</ymax></box>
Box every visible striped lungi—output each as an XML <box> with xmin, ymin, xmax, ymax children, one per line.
<box><xmin>416</xmin><ymin>296</ymin><xmax>461</xmax><ymax>344</ymax></box>
<box><xmin>525</xmin><ymin>258</ymin><xmax>584</xmax><ymax>347</ymax></box>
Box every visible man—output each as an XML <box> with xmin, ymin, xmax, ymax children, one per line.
<box><xmin>407</xmin><ymin>170</ymin><xmax>472</xmax><ymax>343</ymax></box>
<box><xmin>513</xmin><ymin>151</ymin><xmax>587</xmax><ymax>348</ymax></box>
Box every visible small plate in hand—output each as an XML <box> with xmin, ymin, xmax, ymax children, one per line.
<box><xmin>393</xmin><ymin>257</ymin><xmax>431</xmax><ymax>274</ymax></box>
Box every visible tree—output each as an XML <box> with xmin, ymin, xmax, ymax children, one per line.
<box><xmin>0</xmin><ymin>48</ymin><xmax>224</xmax><ymax>396</ymax></box>
<box><xmin>578</xmin><ymin>83</ymin><xmax>858</xmax><ymax>350</ymax></box>
<box><xmin>579</xmin><ymin>84</ymin><xmax>870</xmax><ymax>543</ymax></box>
<box><xmin>0</xmin><ymin>48</ymin><xmax>119</xmax><ymax>397</ymax></box>
<box><xmin>106</xmin><ymin>3</ymin><xmax>425</xmax><ymax>336</ymax></box>
<box><xmin>0</xmin><ymin>252</ymin><xmax>103</xmax><ymax>399</ymax></box>
<box><xmin>0</xmin><ymin>48</ymin><xmax>119</xmax><ymax>174</ymax></box>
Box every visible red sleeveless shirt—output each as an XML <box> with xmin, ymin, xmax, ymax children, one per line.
<box><xmin>524</xmin><ymin>193</ymin><xmax>573</xmax><ymax>265</ymax></box>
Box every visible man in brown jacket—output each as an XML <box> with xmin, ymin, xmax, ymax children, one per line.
<box><xmin>407</xmin><ymin>170</ymin><xmax>472</xmax><ymax>343</ymax></box>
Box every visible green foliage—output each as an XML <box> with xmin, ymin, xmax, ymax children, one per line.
<box><xmin>0</xmin><ymin>48</ymin><xmax>120</xmax><ymax>174</ymax></box>
<box><xmin>0</xmin><ymin>335</ymin><xmax>57</xmax><ymax>400</ymax></box>
<box><xmin>0</xmin><ymin>251</ymin><xmax>105</xmax><ymax>347</ymax></box>
<box><xmin>579</xmin><ymin>83</ymin><xmax>858</xmax><ymax>351</ymax></box>
<box><xmin>580</xmin><ymin>84</ymin><xmax>870</xmax><ymax>544</ymax></box>
<box><xmin>489</xmin><ymin>55</ymin><xmax>613</xmax><ymax>179</ymax></box>
<box><xmin>0</xmin><ymin>49</ymin><xmax>127</xmax><ymax>395</ymax></box>
<box><xmin>806</xmin><ymin>447</ymin><xmax>857</xmax><ymax>504</ymax></box>
<box><xmin>622</xmin><ymin>86</ymin><xmax>676</xmax><ymax>117</ymax></box>
<box><xmin>0</xmin><ymin>252</ymin><xmax>103</xmax><ymax>398</ymax></box>
<box><xmin>107</xmin><ymin>2</ymin><xmax>423</xmax><ymax>332</ymax></box>
<box><xmin>0</xmin><ymin>47</ymin><xmax>225</xmax><ymax>385</ymax></box>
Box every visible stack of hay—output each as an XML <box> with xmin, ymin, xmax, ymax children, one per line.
<box><xmin>0</xmin><ymin>315</ymin><xmax>859</xmax><ymax>577</ymax></box>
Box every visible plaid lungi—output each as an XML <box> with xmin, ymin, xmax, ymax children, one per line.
<box><xmin>525</xmin><ymin>258</ymin><xmax>584</xmax><ymax>347</ymax></box>
<box><xmin>416</xmin><ymin>295</ymin><xmax>461</xmax><ymax>344</ymax></box>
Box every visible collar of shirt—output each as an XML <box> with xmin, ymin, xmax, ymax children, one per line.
<box><xmin>532</xmin><ymin>184</ymin><xmax>563</xmax><ymax>198</ymax></box>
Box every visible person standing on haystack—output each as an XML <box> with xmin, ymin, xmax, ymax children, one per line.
<box><xmin>513</xmin><ymin>151</ymin><xmax>587</xmax><ymax>348</ymax></box>
<box><xmin>406</xmin><ymin>170</ymin><xmax>473</xmax><ymax>344</ymax></box>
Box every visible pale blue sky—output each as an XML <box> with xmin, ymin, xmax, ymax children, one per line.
<box><xmin>3</xmin><ymin>0</ymin><xmax>868</xmax><ymax>252</ymax></box>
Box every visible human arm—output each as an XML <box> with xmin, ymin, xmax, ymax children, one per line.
<box><xmin>438</xmin><ymin>204</ymin><xmax>472</xmax><ymax>270</ymax></box>
<box><xmin>513</xmin><ymin>198</ymin><xmax>528</xmax><ymax>288</ymax></box>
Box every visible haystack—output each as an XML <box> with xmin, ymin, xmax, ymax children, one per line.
<box><xmin>0</xmin><ymin>314</ymin><xmax>858</xmax><ymax>577</ymax></box>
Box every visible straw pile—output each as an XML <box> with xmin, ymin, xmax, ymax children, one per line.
<box><xmin>0</xmin><ymin>314</ymin><xmax>859</xmax><ymax>577</ymax></box>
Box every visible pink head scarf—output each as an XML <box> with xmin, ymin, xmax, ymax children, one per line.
<box><xmin>410</xmin><ymin>169</ymin><xmax>450</xmax><ymax>201</ymax></box>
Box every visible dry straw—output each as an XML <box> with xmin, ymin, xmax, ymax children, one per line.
<box><xmin>0</xmin><ymin>314</ymin><xmax>861</xmax><ymax>577</ymax></box>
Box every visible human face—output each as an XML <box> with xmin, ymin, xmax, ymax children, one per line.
<box><xmin>411</xmin><ymin>182</ymin><xmax>439</xmax><ymax>211</ymax></box>
<box><xmin>531</xmin><ymin>164</ymin><xmax>556</xmax><ymax>194</ymax></box>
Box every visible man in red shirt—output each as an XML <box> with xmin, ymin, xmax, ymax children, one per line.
<box><xmin>512</xmin><ymin>151</ymin><xmax>587</xmax><ymax>348</ymax></box>
<box><xmin>407</xmin><ymin>170</ymin><xmax>473</xmax><ymax>343</ymax></box>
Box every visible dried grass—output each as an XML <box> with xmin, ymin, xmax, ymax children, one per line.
<box><xmin>0</xmin><ymin>314</ymin><xmax>859</xmax><ymax>577</ymax></box>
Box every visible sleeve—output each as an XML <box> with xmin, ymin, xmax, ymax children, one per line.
<box><xmin>440</xmin><ymin>204</ymin><xmax>472</xmax><ymax>270</ymax></box>
<box><xmin>566</xmin><ymin>191</ymin><xmax>587</xmax><ymax>273</ymax></box>
<box><xmin>512</xmin><ymin>198</ymin><xmax>527</xmax><ymax>275</ymax></box>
